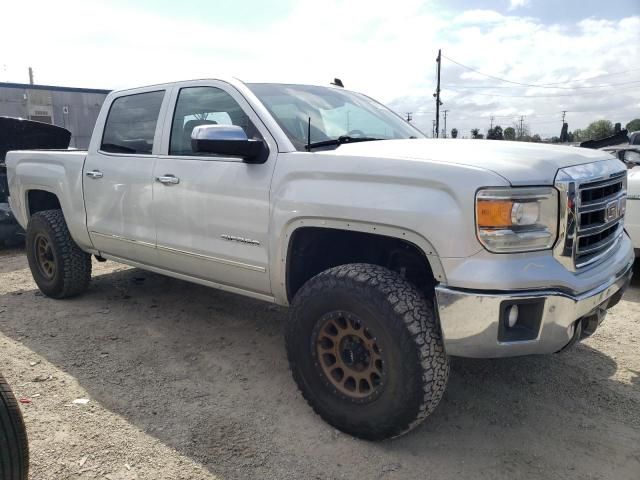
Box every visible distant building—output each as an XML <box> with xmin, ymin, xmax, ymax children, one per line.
<box><xmin>0</xmin><ymin>82</ymin><xmax>110</xmax><ymax>149</ymax></box>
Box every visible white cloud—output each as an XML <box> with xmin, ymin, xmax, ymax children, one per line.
<box><xmin>0</xmin><ymin>0</ymin><xmax>638</xmax><ymax>138</ymax></box>
<box><xmin>508</xmin><ymin>0</ymin><xmax>530</xmax><ymax>11</ymax></box>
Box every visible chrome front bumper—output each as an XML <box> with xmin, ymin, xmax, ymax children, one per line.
<box><xmin>435</xmin><ymin>260</ymin><xmax>633</xmax><ymax>358</ymax></box>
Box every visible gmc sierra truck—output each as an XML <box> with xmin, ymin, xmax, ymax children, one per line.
<box><xmin>6</xmin><ymin>79</ymin><xmax>634</xmax><ymax>440</ymax></box>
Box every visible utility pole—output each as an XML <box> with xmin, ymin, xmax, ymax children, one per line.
<box><xmin>518</xmin><ymin>115</ymin><xmax>525</xmax><ymax>140</ymax></box>
<box><xmin>434</xmin><ymin>49</ymin><xmax>442</xmax><ymax>138</ymax></box>
<box><xmin>560</xmin><ymin>111</ymin><xmax>569</xmax><ymax>142</ymax></box>
<box><xmin>443</xmin><ymin>110</ymin><xmax>449</xmax><ymax>138</ymax></box>
<box><xmin>405</xmin><ymin>112</ymin><xmax>413</xmax><ymax>122</ymax></box>
<box><xmin>432</xmin><ymin>119</ymin><xmax>436</xmax><ymax>138</ymax></box>
<box><xmin>28</xmin><ymin>67</ymin><xmax>34</xmax><ymax>85</ymax></box>
<box><xmin>490</xmin><ymin>115</ymin><xmax>494</xmax><ymax>130</ymax></box>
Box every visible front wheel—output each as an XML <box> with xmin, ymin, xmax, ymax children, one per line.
<box><xmin>26</xmin><ymin>210</ymin><xmax>91</xmax><ymax>298</ymax></box>
<box><xmin>285</xmin><ymin>263</ymin><xmax>449</xmax><ymax>440</ymax></box>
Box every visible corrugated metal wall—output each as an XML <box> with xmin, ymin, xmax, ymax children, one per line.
<box><xmin>0</xmin><ymin>84</ymin><xmax>109</xmax><ymax>149</ymax></box>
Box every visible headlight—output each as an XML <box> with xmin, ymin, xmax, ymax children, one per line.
<box><xmin>476</xmin><ymin>187</ymin><xmax>558</xmax><ymax>252</ymax></box>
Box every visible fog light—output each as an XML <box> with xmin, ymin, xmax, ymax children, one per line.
<box><xmin>506</xmin><ymin>305</ymin><xmax>519</xmax><ymax>328</ymax></box>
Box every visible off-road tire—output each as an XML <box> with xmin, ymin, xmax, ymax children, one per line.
<box><xmin>26</xmin><ymin>209</ymin><xmax>91</xmax><ymax>298</ymax></box>
<box><xmin>285</xmin><ymin>263</ymin><xmax>449</xmax><ymax>440</ymax></box>
<box><xmin>0</xmin><ymin>373</ymin><xmax>29</xmax><ymax>480</ymax></box>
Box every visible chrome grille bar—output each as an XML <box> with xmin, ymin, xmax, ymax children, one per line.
<box><xmin>554</xmin><ymin>159</ymin><xmax>628</xmax><ymax>271</ymax></box>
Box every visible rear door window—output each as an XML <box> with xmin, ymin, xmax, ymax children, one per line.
<box><xmin>101</xmin><ymin>91</ymin><xmax>165</xmax><ymax>154</ymax></box>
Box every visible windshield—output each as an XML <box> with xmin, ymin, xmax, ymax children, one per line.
<box><xmin>247</xmin><ymin>83</ymin><xmax>425</xmax><ymax>150</ymax></box>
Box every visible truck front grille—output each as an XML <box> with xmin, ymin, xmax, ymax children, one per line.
<box><xmin>554</xmin><ymin>160</ymin><xmax>627</xmax><ymax>271</ymax></box>
<box><xmin>575</xmin><ymin>174</ymin><xmax>626</xmax><ymax>267</ymax></box>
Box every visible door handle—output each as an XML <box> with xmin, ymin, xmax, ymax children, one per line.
<box><xmin>156</xmin><ymin>175</ymin><xmax>180</xmax><ymax>185</ymax></box>
<box><xmin>85</xmin><ymin>170</ymin><xmax>103</xmax><ymax>179</ymax></box>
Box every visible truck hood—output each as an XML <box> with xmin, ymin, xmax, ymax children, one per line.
<box><xmin>325</xmin><ymin>138</ymin><xmax>614</xmax><ymax>185</ymax></box>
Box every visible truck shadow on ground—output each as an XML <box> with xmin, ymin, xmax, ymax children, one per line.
<box><xmin>626</xmin><ymin>258</ymin><xmax>640</xmax><ymax>303</ymax></box>
<box><xmin>0</xmin><ymin>265</ymin><xmax>638</xmax><ymax>479</ymax></box>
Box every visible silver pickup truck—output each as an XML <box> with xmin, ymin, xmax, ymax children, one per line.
<box><xmin>6</xmin><ymin>79</ymin><xmax>634</xmax><ymax>439</ymax></box>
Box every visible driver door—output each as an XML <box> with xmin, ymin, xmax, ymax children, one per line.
<box><xmin>152</xmin><ymin>81</ymin><xmax>277</xmax><ymax>297</ymax></box>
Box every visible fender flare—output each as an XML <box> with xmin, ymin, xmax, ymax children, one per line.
<box><xmin>270</xmin><ymin>217</ymin><xmax>447</xmax><ymax>305</ymax></box>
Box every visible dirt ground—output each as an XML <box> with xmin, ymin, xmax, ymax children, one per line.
<box><xmin>0</xmin><ymin>247</ymin><xmax>638</xmax><ymax>480</ymax></box>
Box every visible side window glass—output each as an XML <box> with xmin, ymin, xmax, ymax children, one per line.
<box><xmin>169</xmin><ymin>86</ymin><xmax>260</xmax><ymax>156</ymax></box>
<box><xmin>101</xmin><ymin>91</ymin><xmax>164</xmax><ymax>154</ymax></box>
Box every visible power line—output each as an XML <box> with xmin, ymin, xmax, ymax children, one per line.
<box><xmin>442</xmin><ymin>54</ymin><xmax>640</xmax><ymax>90</ymax></box>
<box><xmin>445</xmin><ymin>86</ymin><xmax>639</xmax><ymax>98</ymax></box>
<box><xmin>444</xmin><ymin>79</ymin><xmax>640</xmax><ymax>90</ymax></box>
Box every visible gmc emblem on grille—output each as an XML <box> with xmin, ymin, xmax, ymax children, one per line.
<box><xmin>605</xmin><ymin>200</ymin><xmax>619</xmax><ymax>222</ymax></box>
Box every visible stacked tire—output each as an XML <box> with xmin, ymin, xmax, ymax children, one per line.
<box><xmin>0</xmin><ymin>373</ymin><xmax>29</xmax><ymax>480</ymax></box>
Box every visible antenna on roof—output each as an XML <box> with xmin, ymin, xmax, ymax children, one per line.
<box><xmin>330</xmin><ymin>78</ymin><xmax>344</xmax><ymax>88</ymax></box>
<box><xmin>306</xmin><ymin>117</ymin><xmax>311</xmax><ymax>151</ymax></box>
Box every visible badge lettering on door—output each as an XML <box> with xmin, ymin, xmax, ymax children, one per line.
<box><xmin>221</xmin><ymin>234</ymin><xmax>260</xmax><ymax>246</ymax></box>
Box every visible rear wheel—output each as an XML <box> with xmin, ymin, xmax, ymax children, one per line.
<box><xmin>26</xmin><ymin>210</ymin><xmax>91</xmax><ymax>298</ymax></box>
<box><xmin>0</xmin><ymin>373</ymin><xmax>29</xmax><ymax>480</ymax></box>
<box><xmin>285</xmin><ymin>263</ymin><xmax>449</xmax><ymax>440</ymax></box>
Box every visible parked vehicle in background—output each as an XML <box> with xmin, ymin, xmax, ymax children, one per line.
<box><xmin>626</xmin><ymin>166</ymin><xmax>640</xmax><ymax>256</ymax></box>
<box><xmin>5</xmin><ymin>78</ymin><xmax>634</xmax><ymax>439</ymax></box>
<box><xmin>0</xmin><ymin>117</ymin><xmax>71</xmax><ymax>246</ymax></box>
<box><xmin>0</xmin><ymin>373</ymin><xmax>29</xmax><ymax>480</ymax></box>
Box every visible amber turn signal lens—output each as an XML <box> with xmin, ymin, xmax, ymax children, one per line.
<box><xmin>477</xmin><ymin>200</ymin><xmax>513</xmax><ymax>228</ymax></box>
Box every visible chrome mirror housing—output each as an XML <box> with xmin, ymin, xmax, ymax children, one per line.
<box><xmin>191</xmin><ymin>125</ymin><xmax>266</xmax><ymax>163</ymax></box>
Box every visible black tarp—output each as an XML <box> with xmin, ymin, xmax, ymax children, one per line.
<box><xmin>579</xmin><ymin>130</ymin><xmax>629</xmax><ymax>150</ymax></box>
<box><xmin>0</xmin><ymin>117</ymin><xmax>72</xmax><ymax>244</ymax></box>
<box><xmin>0</xmin><ymin>116</ymin><xmax>71</xmax><ymax>161</ymax></box>
<box><xmin>0</xmin><ymin>116</ymin><xmax>71</xmax><ymax>201</ymax></box>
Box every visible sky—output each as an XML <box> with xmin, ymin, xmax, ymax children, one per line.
<box><xmin>1</xmin><ymin>0</ymin><xmax>639</xmax><ymax>138</ymax></box>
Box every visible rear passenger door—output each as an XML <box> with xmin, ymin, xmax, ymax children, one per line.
<box><xmin>84</xmin><ymin>89</ymin><xmax>170</xmax><ymax>264</ymax></box>
<box><xmin>152</xmin><ymin>81</ymin><xmax>277</xmax><ymax>297</ymax></box>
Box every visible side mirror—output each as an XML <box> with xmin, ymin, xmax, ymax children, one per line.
<box><xmin>623</xmin><ymin>149</ymin><xmax>640</xmax><ymax>166</ymax></box>
<box><xmin>191</xmin><ymin>125</ymin><xmax>267</xmax><ymax>163</ymax></box>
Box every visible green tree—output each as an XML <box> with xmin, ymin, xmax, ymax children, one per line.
<box><xmin>487</xmin><ymin>125</ymin><xmax>504</xmax><ymax>140</ymax></box>
<box><xmin>451</xmin><ymin>128</ymin><xmax>458</xmax><ymax>138</ymax></box>
<box><xmin>572</xmin><ymin>129</ymin><xmax>585</xmax><ymax>142</ymax></box>
<box><xmin>504</xmin><ymin>127</ymin><xmax>516</xmax><ymax>140</ymax></box>
<box><xmin>626</xmin><ymin>119</ymin><xmax>640</xmax><ymax>132</ymax></box>
<box><xmin>471</xmin><ymin>128</ymin><xmax>480</xmax><ymax>139</ymax></box>
<box><xmin>531</xmin><ymin>134</ymin><xmax>542</xmax><ymax>143</ymax></box>
<box><xmin>585</xmin><ymin>120</ymin><xmax>614</xmax><ymax>141</ymax></box>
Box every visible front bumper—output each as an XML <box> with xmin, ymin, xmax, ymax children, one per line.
<box><xmin>435</xmin><ymin>260</ymin><xmax>633</xmax><ymax>358</ymax></box>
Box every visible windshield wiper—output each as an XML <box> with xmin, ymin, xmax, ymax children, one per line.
<box><xmin>305</xmin><ymin>135</ymin><xmax>381</xmax><ymax>151</ymax></box>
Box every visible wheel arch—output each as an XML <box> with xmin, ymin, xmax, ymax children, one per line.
<box><xmin>17</xmin><ymin>183</ymin><xmax>94</xmax><ymax>252</ymax></box>
<box><xmin>275</xmin><ymin>218</ymin><xmax>446</xmax><ymax>304</ymax></box>
<box><xmin>26</xmin><ymin>188</ymin><xmax>61</xmax><ymax>217</ymax></box>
